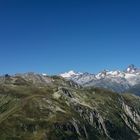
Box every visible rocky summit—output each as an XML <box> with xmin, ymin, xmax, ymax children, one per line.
<box><xmin>0</xmin><ymin>73</ymin><xmax>140</xmax><ymax>140</ymax></box>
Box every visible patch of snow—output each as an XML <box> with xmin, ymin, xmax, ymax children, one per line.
<box><xmin>60</xmin><ymin>70</ymin><xmax>82</xmax><ymax>78</ymax></box>
<box><xmin>125</xmin><ymin>73</ymin><xmax>136</xmax><ymax>79</ymax></box>
<box><xmin>42</xmin><ymin>73</ymin><xmax>47</xmax><ymax>76</ymax></box>
<box><xmin>127</xmin><ymin>68</ymin><xmax>131</xmax><ymax>72</ymax></box>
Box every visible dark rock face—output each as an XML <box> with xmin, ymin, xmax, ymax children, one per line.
<box><xmin>0</xmin><ymin>75</ymin><xmax>140</xmax><ymax>140</ymax></box>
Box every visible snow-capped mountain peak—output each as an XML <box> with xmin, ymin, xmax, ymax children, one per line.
<box><xmin>96</xmin><ymin>70</ymin><xmax>109</xmax><ymax>79</ymax></box>
<box><xmin>42</xmin><ymin>73</ymin><xmax>47</xmax><ymax>76</ymax></box>
<box><xmin>60</xmin><ymin>70</ymin><xmax>82</xmax><ymax>78</ymax></box>
<box><xmin>125</xmin><ymin>64</ymin><xmax>137</xmax><ymax>73</ymax></box>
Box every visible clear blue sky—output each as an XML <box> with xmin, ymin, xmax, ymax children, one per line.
<box><xmin>0</xmin><ymin>0</ymin><xmax>140</xmax><ymax>75</ymax></box>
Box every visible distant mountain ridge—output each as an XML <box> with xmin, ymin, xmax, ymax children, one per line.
<box><xmin>60</xmin><ymin>65</ymin><xmax>140</xmax><ymax>95</ymax></box>
<box><xmin>1</xmin><ymin>64</ymin><xmax>140</xmax><ymax>95</ymax></box>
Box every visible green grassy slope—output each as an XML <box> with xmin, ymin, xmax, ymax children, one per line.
<box><xmin>0</xmin><ymin>76</ymin><xmax>140</xmax><ymax>140</ymax></box>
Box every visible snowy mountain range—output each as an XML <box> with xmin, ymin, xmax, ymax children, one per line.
<box><xmin>60</xmin><ymin>64</ymin><xmax>140</xmax><ymax>95</ymax></box>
